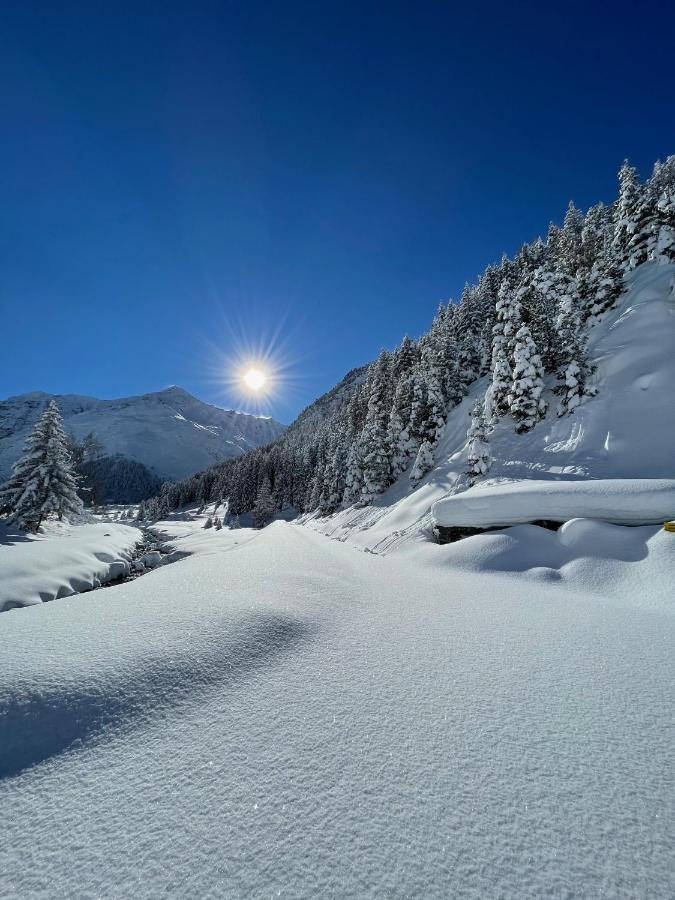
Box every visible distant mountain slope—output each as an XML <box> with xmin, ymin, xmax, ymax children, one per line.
<box><xmin>0</xmin><ymin>387</ymin><xmax>285</xmax><ymax>482</ymax></box>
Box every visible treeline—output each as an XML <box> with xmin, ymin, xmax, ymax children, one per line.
<box><xmin>146</xmin><ymin>157</ymin><xmax>675</xmax><ymax>525</ymax></box>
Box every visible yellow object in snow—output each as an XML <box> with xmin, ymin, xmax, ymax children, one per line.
<box><xmin>664</xmin><ymin>521</ymin><xmax>675</xmax><ymax>533</ymax></box>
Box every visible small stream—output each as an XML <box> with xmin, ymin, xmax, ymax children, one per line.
<box><xmin>93</xmin><ymin>526</ymin><xmax>173</xmax><ymax>590</ymax></box>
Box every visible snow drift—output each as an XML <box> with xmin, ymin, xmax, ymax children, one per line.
<box><xmin>432</xmin><ymin>478</ymin><xmax>675</xmax><ymax>528</ymax></box>
<box><xmin>0</xmin><ymin>522</ymin><xmax>141</xmax><ymax>612</ymax></box>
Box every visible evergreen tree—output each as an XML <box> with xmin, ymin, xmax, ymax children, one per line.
<box><xmin>488</xmin><ymin>281</ymin><xmax>519</xmax><ymax>419</ymax></box>
<box><xmin>465</xmin><ymin>400</ymin><xmax>491</xmax><ymax>482</ymax></box>
<box><xmin>0</xmin><ymin>400</ymin><xmax>83</xmax><ymax>533</ymax></box>
<box><xmin>359</xmin><ymin>350</ymin><xmax>394</xmax><ymax>503</ymax></box>
<box><xmin>653</xmin><ymin>162</ymin><xmax>675</xmax><ymax>263</ymax></box>
<box><xmin>342</xmin><ymin>443</ymin><xmax>364</xmax><ymax>507</ymax></box>
<box><xmin>613</xmin><ymin>160</ymin><xmax>642</xmax><ymax>270</ymax></box>
<box><xmin>507</xmin><ymin>325</ymin><xmax>548</xmax><ymax>433</ymax></box>
<box><xmin>559</xmin><ymin>201</ymin><xmax>584</xmax><ymax>276</ymax></box>
<box><xmin>407</xmin><ymin>367</ymin><xmax>433</xmax><ymax>447</ymax></box>
<box><xmin>410</xmin><ymin>440</ymin><xmax>434</xmax><ymax>482</ymax></box>
<box><xmin>555</xmin><ymin>292</ymin><xmax>594</xmax><ymax>415</ymax></box>
<box><xmin>252</xmin><ymin>477</ymin><xmax>275</xmax><ymax>528</ymax></box>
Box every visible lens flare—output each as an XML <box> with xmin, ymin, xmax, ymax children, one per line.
<box><xmin>243</xmin><ymin>368</ymin><xmax>267</xmax><ymax>391</ymax></box>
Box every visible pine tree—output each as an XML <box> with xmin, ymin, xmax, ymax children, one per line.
<box><xmin>507</xmin><ymin>325</ymin><xmax>548</xmax><ymax>433</ymax></box>
<box><xmin>386</xmin><ymin>407</ymin><xmax>409</xmax><ymax>480</ymax></box>
<box><xmin>559</xmin><ymin>201</ymin><xmax>584</xmax><ymax>276</ymax></box>
<box><xmin>359</xmin><ymin>350</ymin><xmax>394</xmax><ymax>503</ymax></box>
<box><xmin>342</xmin><ymin>443</ymin><xmax>364</xmax><ymax>507</ymax></box>
<box><xmin>613</xmin><ymin>160</ymin><xmax>642</xmax><ymax>270</ymax></box>
<box><xmin>488</xmin><ymin>281</ymin><xmax>519</xmax><ymax>420</ymax></box>
<box><xmin>0</xmin><ymin>400</ymin><xmax>83</xmax><ymax>533</ymax></box>
<box><xmin>410</xmin><ymin>440</ymin><xmax>434</xmax><ymax>482</ymax></box>
<box><xmin>252</xmin><ymin>477</ymin><xmax>275</xmax><ymax>528</ymax></box>
<box><xmin>407</xmin><ymin>367</ymin><xmax>433</xmax><ymax>447</ymax></box>
<box><xmin>465</xmin><ymin>400</ymin><xmax>491</xmax><ymax>482</ymax></box>
<box><xmin>653</xmin><ymin>160</ymin><xmax>675</xmax><ymax>263</ymax></box>
<box><xmin>555</xmin><ymin>292</ymin><xmax>594</xmax><ymax>415</ymax></box>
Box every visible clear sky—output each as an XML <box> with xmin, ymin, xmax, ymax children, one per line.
<box><xmin>2</xmin><ymin>1</ymin><xmax>674</xmax><ymax>423</ymax></box>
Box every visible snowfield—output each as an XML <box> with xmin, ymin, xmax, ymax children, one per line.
<box><xmin>1</xmin><ymin>519</ymin><xmax>674</xmax><ymax>898</ymax></box>
<box><xmin>0</xmin><ymin>521</ymin><xmax>141</xmax><ymax>612</ymax></box>
<box><xmin>432</xmin><ymin>478</ymin><xmax>675</xmax><ymax>527</ymax></box>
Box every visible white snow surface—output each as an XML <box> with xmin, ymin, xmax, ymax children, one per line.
<box><xmin>0</xmin><ymin>521</ymin><xmax>141</xmax><ymax>612</ymax></box>
<box><xmin>432</xmin><ymin>478</ymin><xmax>675</xmax><ymax>527</ymax></box>
<box><xmin>1</xmin><ymin>519</ymin><xmax>674</xmax><ymax>898</ymax></box>
<box><xmin>306</xmin><ymin>262</ymin><xmax>675</xmax><ymax>555</ymax></box>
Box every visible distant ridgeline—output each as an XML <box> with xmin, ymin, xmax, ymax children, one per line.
<box><xmin>146</xmin><ymin>156</ymin><xmax>675</xmax><ymax>523</ymax></box>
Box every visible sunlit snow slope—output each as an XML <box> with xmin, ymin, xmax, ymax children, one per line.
<box><xmin>1</xmin><ymin>521</ymin><xmax>673</xmax><ymax>898</ymax></box>
<box><xmin>308</xmin><ymin>262</ymin><xmax>675</xmax><ymax>551</ymax></box>
<box><xmin>0</xmin><ymin>386</ymin><xmax>285</xmax><ymax>481</ymax></box>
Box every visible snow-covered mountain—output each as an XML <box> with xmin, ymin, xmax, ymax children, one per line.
<box><xmin>304</xmin><ymin>261</ymin><xmax>675</xmax><ymax>552</ymax></box>
<box><xmin>0</xmin><ymin>387</ymin><xmax>285</xmax><ymax>482</ymax></box>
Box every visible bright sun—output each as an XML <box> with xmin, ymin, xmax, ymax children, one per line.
<box><xmin>243</xmin><ymin>368</ymin><xmax>267</xmax><ymax>391</ymax></box>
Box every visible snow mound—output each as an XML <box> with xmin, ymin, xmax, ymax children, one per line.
<box><xmin>423</xmin><ymin>519</ymin><xmax>674</xmax><ymax>609</ymax></box>
<box><xmin>432</xmin><ymin>478</ymin><xmax>675</xmax><ymax>528</ymax></box>
<box><xmin>0</xmin><ymin>522</ymin><xmax>141</xmax><ymax>612</ymax></box>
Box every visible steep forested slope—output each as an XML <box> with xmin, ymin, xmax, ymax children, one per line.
<box><xmin>149</xmin><ymin>157</ymin><xmax>675</xmax><ymax>527</ymax></box>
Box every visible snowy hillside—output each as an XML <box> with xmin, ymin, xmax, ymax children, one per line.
<box><xmin>306</xmin><ymin>262</ymin><xmax>675</xmax><ymax>552</ymax></box>
<box><xmin>0</xmin><ymin>386</ymin><xmax>285</xmax><ymax>482</ymax></box>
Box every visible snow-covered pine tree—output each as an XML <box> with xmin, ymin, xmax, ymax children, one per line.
<box><xmin>488</xmin><ymin>280</ymin><xmax>519</xmax><ymax>419</ymax></box>
<box><xmin>559</xmin><ymin>201</ymin><xmax>584</xmax><ymax>276</ymax></box>
<box><xmin>507</xmin><ymin>324</ymin><xmax>548</xmax><ymax>433</ymax></box>
<box><xmin>409</xmin><ymin>439</ymin><xmax>434</xmax><ymax>482</ymax></box>
<box><xmin>342</xmin><ymin>442</ymin><xmax>364</xmax><ymax>507</ymax></box>
<box><xmin>613</xmin><ymin>160</ymin><xmax>642</xmax><ymax>271</ymax></box>
<box><xmin>407</xmin><ymin>366</ymin><xmax>432</xmax><ymax>449</ymax></box>
<box><xmin>555</xmin><ymin>290</ymin><xmax>594</xmax><ymax>415</ymax></box>
<box><xmin>252</xmin><ymin>476</ymin><xmax>275</xmax><ymax>528</ymax></box>
<box><xmin>652</xmin><ymin>158</ymin><xmax>675</xmax><ymax>263</ymax></box>
<box><xmin>386</xmin><ymin>407</ymin><xmax>408</xmax><ymax>480</ymax></box>
<box><xmin>465</xmin><ymin>399</ymin><xmax>491</xmax><ymax>483</ymax></box>
<box><xmin>359</xmin><ymin>350</ymin><xmax>394</xmax><ymax>503</ymax></box>
<box><xmin>517</xmin><ymin>268</ymin><xmax>564</xmax><ymax>372</ymax></box>
<box><xmin>0</xmin><ymin>400</ymin><xmax>83</xmax><ymax>533</ymax></box>
<box><xmin>320</xmin><ymin>436</ymin><xmax>348</xmax><ymax>515</ymax></box>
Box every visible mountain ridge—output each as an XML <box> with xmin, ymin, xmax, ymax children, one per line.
<box><xmin>0</xmin><ymin>386</ymin><xmax>285</xmax><ymax>483</ymax></box>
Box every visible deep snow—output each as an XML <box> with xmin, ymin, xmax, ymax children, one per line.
<box><xmin>432</xmin><ymin>478</ymin><xmax>675</xmax><ymax>527</ymax></box>
<box><xmin>1</xmin><ymin>520</ymin><xmax>674</xmax><ymax>898</ymax></box>
<box><xmin>0</xmin><ymin>521</ymin><xmax>141</xmax><ymax>612</ymax></box>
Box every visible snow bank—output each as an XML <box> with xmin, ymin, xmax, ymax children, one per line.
<box><xmin>417</xmin><ymin>519</ymin><xmax>675</xmax><ymax>609</ymax></box>
<box><xmin>1</xmin><ymin>523</ymin><xmax>673</xmax><ymax>897</ymax></box>
<box><xmin>432</xmin><ymin>478</ymin><xmax>675</xmax><ymax>528</ymax></box>
<box><xmin>0</xmin><ymin>522</ymin><xmax>142</xmax><ymax>612</ymax></box>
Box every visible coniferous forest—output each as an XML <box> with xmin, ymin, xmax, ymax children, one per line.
<box><xmin>145</xmin><ymin>157</ymin><xmax>675</xmax><ymax>524</ymax></box>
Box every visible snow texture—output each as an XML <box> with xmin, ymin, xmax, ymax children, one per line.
<box><xmin>0</xmin><ymin>521</ymin><xmax>141</xmax><ymax>612</ymax></box>
<box><xmin>432</xmin><ymin>478</ymin><xmax>675</xmax><ymax>527</ymax></box>
<box><xmin>1</xmin><ymin>520</ymin><xmax>673</xmax><ymax>898</ymax></box>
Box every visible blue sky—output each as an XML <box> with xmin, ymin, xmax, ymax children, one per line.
<box><xmin>2</xmin><ymin>1</ymin><xmax>674</xmax><ymax>423</ymax></box>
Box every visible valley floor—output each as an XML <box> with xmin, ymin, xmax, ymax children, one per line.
<box><xmin>2</xmin><ymin>519</ymin><xmax>673</xmax><ymax>898</ymax></box>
